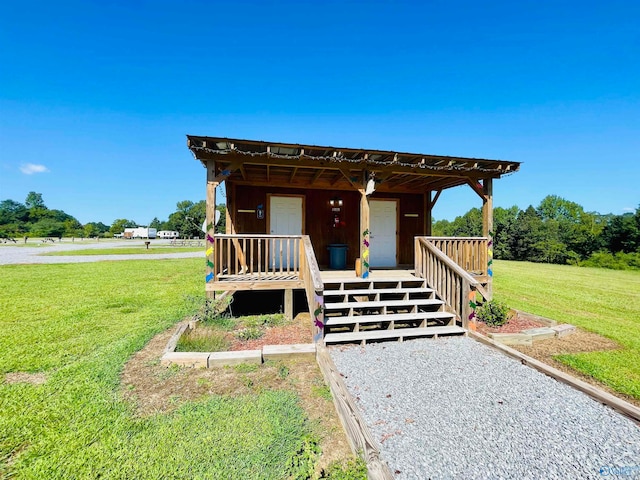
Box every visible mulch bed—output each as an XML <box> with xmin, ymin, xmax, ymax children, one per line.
<box><xmin>475</xmin><ymin>314</ymin><xmax>547</xmax><ymax>335</ymax></box>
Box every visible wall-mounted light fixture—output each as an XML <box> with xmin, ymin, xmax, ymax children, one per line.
<box><xmin>329</xmin><ymin>196</ymin><xmax>343</xmax><ymax>207</ymax></box>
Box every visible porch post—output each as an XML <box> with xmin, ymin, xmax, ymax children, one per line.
<box><xmin>225</xmin><ymin>181</ymin><xmax>235</xmax><ymax>234</ymax></box>
<box><xmin>359</xmin><ymin>183</ymin><xmax>370</xmax><ymax>279</ymax></box>
<box><xmin>482</xmin><ymin>178</ymin><xmax>493</xmax><ymax>298</ymax></box>
<box><xmin>206</xmin><ymin>160</ymin><xmax>217</xmax><ymax>299</ymax></box>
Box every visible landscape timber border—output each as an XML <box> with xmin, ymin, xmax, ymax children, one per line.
<box><xmin>468</xmin><ymin>330</ymin><xmax>640</xmax><ymax>425</ymax></box>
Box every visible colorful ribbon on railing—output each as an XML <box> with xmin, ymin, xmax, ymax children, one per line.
<box><xmin>468</xmin><ymin>290</ymin><xmax>477</xmax><ymax>321</ymax></box>
<box><xmin>313</xmin><ymin>293</ymin><xmax>324</xmax><ymax>342</ymax></box>
<box><xmin>206</xmin><ymin>222</ymin><xmax>215</xmax><ymax>283</ymax></box>
<box><xmin>362</xmin><ymin>229</ymin><xmax>370</xmax><ymax>279</ymax></box>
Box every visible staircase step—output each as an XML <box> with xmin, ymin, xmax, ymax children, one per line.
<box><xmin>324</xmin><ymin>298</ymin><xmax>443</xmax><ymax>310</ymax></box>
<box><xmin>324</xmin><ymin>311</ymin><xmax>455</xmax><ymax>326</ymax></box>
<box><xmin>323</xmin><ymin>287</ymin><xmax>434</xmax><ymax>297</ymax></box>
<box><xmin>324</xmin><ymin>326</ymin><xmax>466</xmax><ymax>344</ymax></box>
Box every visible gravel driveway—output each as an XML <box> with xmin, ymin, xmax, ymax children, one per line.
<box><xmin>0</xmin><ymin>240</ymin><xmax>201</xmax><ymax>265</ymax></box>
<box><xmin>330</xmin><ymin>336</ymin><xmax>640</xmax><ymax>479</ymax></box>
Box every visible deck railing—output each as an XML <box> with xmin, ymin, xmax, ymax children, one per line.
<box><xmin>415</xmin><ymin>237</ymin><xmax>490</xmax><ymax>328</ymax></box>
<box><xmin>213</xmin><ymin>234</ymin><xmax>324</xmax><ymax>341</ymax></box>
<box><xmin>425</xmin><ymin>236</ymin><xmax>489</xmax><ymax>276</ymax></box>
<box><xmin>213</xmin><ymin>234</ymin><xmax>302</xmax><ymax>280</ymax></box>
<box><xmin>300</xmin><ymin>236</ymin><xmax>324</xmax><ymax>342</ymax></box>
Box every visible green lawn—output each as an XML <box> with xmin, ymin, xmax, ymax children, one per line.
<box><xmin>0</xmin><ymin>259</ymin><xmax>314</xmax><ymax>479</ymax></box>
<box><xmin>40</xmin><ymin>247</ymin><xmax>203</xmax><ymax>256</ymax></box>
<box><xmin>494</xmin><ymin>260</ymin><xmax>640</xmax><ymax>400</ymax></box>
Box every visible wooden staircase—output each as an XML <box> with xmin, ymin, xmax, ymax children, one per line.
<box><xmin>322</xmin><ymin>276</ymin><xmax>466</xmax><ymax>345</ymax></box>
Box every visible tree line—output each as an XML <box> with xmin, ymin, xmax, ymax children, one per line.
<box><xmin>433</xmin><ymin>195</ymin><xmax>640</xmax><ymax>270</ymax></box>
<box><xmin>0</xmin><ymin>193</ymin><xmax>226</xmax><ymax>240</ymax></box>
<box><xmin>2</xmin><ymin>192</ymin><xmax>638</xmax><ymax>270</ymax></box>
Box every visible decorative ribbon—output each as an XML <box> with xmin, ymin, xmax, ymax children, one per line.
<box><xmin>207</xmin><ymin>260</ymin><xmax>214</xmax><ymax>269</ymax></box>
<box><xmin>361</xmin><ymin>229</ymin><xmax>370</xmax><ymax>279</ymax></box>
<box><xmin>206</xmin><ymin>234</ymin><xmax>214</xmax><ymax>243</ymax></box>
<box><xmin>206</xmin><ymin>247</ymin><xmax>213</xmax><ymax>257</ymax></box>
<box><xmin>313</xmin><ymin>294</ymin><xmax>325</xmax><ymax>342</ymax></box>
<box><xmin>468</xmin><ymin>290</ymin><xmax>477</xmax><ymax>321</ymax></box>
<box><xmin>205</xmin><ymin>272</ymin><xmax>213</xmax><ymax>282</ymax></box>
<box><xmin>487</xmin><ymin>230</ymin><xmax>494</xmax><ymax>277</ymax></box>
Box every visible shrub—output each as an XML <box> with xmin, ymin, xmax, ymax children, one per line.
<box><xmin>322</xmin><ymin>457</ymin><xmax>368</xmax><ymax>479</ymax></box>
<box><xmin>234</xmin><ymin>326</ymin><xmax>263</xmax><ymax>342</ymax></box>
<box><xmin>580</xmin><ymin>251</ymin><xmax>640</xmax><ymax>271</ymax></box>
<box><xmin>475</xmin><ymin>299</ymin><xmax>510</xmax><ymax>327</ymax></box>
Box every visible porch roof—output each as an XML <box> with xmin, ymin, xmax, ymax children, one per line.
<box><xmin>187</xmin><ymin>135</ymin><xmax>520</xmax><ymax>194</ymax></box>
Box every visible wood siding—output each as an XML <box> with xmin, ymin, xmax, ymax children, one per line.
<box><xmin>232</xmin><ymin>185</ymin><xmax>424</xmax><ymax>267</ymax></box>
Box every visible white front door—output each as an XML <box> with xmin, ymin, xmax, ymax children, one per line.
<box><xmin>370</xmin><ymin>199</ymin><xmax>397</xmax><ymax>267</ymax></box>
<box><xmin>269</xmin><ymin>195</ymin><xmax>303</xmax><ymax>268</ymax></box>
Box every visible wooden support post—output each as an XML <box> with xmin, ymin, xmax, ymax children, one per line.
<box><xmin>225</xmin><ymin>181</ymin><xmax>234</xmax><ymax>234</ymax></box>
<box><xmin>284</xmin><ymin>288</ymin><xmax>293</xmax><ymax>321</ymax></box>
<box><xmin>206</xmin><ymin>161</ymin><xmax>217</xmax><ymax>299</ymax></box>
<box><xmin>482</xmin><ymin>178</ymin><xmax>493</xmax><ymax>299</ymax></box>
<box><xmin>359</xmin><ymin>182</ymin><xmax>370</xmax><ymax>279</ymax></box>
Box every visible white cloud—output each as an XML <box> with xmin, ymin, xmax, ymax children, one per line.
<box><xmin>20</xmin><ymin>163</ymin><xmax>49</xmax><ymax>175</ymax></box>
<box><xmin>622</xmin><ymin>207</ymin><xmax>635</xmax><ymax>212</ymax></box>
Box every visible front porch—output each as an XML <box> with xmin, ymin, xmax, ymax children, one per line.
<box><xmin>208</xmin><ymin>234</ymin><xmax>491</xmax><ymax>343</ymax></box>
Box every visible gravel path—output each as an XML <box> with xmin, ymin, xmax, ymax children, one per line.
<box><xmin>0</xmin><ymin>240</ymin><xmax>201</xmax><ymax>264</ymax></box>
<box><xmin>330</xmin><ymin>336</ymin><xmax>640</xmax><ymax>479</ymax></box>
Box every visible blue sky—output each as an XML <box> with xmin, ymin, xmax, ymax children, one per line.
<box><xmin>1</xmin><ymin>0</ymin><xmax>638</xmax><ymax>225</ymax></box>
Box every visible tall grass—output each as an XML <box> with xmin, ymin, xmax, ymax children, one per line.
<box><xmin>0</xmin><ymin>259</ymin><xmax>313</xmax><ymax>479</ymax></box>
<box><xmin>494</xmin><ymin>260</ymin><xmax>640</xmax><ymax>399</ymax></box>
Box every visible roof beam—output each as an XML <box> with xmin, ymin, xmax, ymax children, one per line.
<box><xmin>310</xmin><ymin>168</ymin><xmax>325</xmax><ymax>184</ymax></box>
<box><xmin>466</xmin><ymin>178</ymin><xmax>487</xmax><ymax>200</ymax></box>
<box><xmin>211</xmin><ymin>161</ymin><xmax>242</xmax><ymax>184</ymax></box>
<box><xmin>337</xmin><ymin>166</ymin><xmax>361</xmax><ymax>190</ymax></box>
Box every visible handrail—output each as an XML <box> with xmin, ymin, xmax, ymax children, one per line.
<box><xmin>300</xmin><ymin>236</ymin><xmax>324</xmax><ymax>342</ymax></box>
<box><xmin>424</xmin><ymin>236</ymin><xmax>488</xmax><ymax>275</ymax></box>
<box><xmin>415</xmin><ymin>237</ymin><xmax>488</xmax><ymax>329</ymax></box>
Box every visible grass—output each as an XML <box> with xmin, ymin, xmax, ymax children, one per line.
<box><xmin>40</xmin><ymin>247</ymin><xmax>202</xmax><ymax>255</ymax></box>
<box><xmin>0</xmin><ymin>259</ymin><xmax>317</xmax><ymax>479</ymax></box>
<box><xmin>177</xmin><ymin>312</ymin><xmax>290</xmax><ymax>352</ymax></box>
<box><xmin>494</xmin><ymin>260</ymin><xmax>640</xmax><ymax>400</ymax></box>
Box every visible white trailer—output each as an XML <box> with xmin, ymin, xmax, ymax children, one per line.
<box><xmin>124</xmin><ymin>227</ymin><xmax>157</xmax><ymax>239</ymax></box>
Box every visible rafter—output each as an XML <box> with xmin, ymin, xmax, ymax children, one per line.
<box><xmin>310</xmin><ymin>168</ymin><xmax>325</xmax><ymax>184</ymax></box>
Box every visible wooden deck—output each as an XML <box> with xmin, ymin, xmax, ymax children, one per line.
<box><xmin>321</xmin><ymin>269</ymin><xmax>417</xmax><ymax>282</ymax></box>
<box><xmin>206</xmin><ymin>272</ymin><xmax>303</xmax><ymax>291</ymax></box>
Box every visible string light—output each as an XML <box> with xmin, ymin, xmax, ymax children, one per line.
<box><xmin>190</xmin><ymin>146</ymin><xmax>514</xmax><ymax>175</ymax></box>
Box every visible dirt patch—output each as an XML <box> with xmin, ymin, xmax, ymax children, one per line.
<box><xmin>4</xmin><ymin>372</ymin><xmax>47</xmax><ymax>385</ymax></box>
<box><xmin>120</xmin><ymin>321</ymin><xmax>351</xmax><ymax>473</ymax></box>
<box><xmin>228</xmin><ymin>313</ymin><xmax>313</xmax><ymax>351</ymax></box>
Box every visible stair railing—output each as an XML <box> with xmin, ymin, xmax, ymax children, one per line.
<box><xmin>414</xmin><ymin>237</ymin><xmax>489</xmax><ymax>329</ymax></box>
<box><xmin>300</xmin><ymin>235</ymin><xmax>324</xmax><ymax>342</ymax></box>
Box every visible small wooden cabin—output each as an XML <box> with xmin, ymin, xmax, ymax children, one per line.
<box><xmin>187</xmin><ymin>136</ymin><xmax>520</xmax><ymax>343</ymax></box>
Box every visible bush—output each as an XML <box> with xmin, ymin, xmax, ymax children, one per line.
<box><xmin>234</xmin><ymin>326</ymin><xmax>263</xmax><ymax>342</ymax></box>
<box><xmin>580</xmin><ymin>251</ymin><xmax>640</xmax><ymax>271</ymax></box>
<box><xmin>475</xmin><ymin>299</ymin><xmax>510</xmax><ymax>327</ymax></box>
